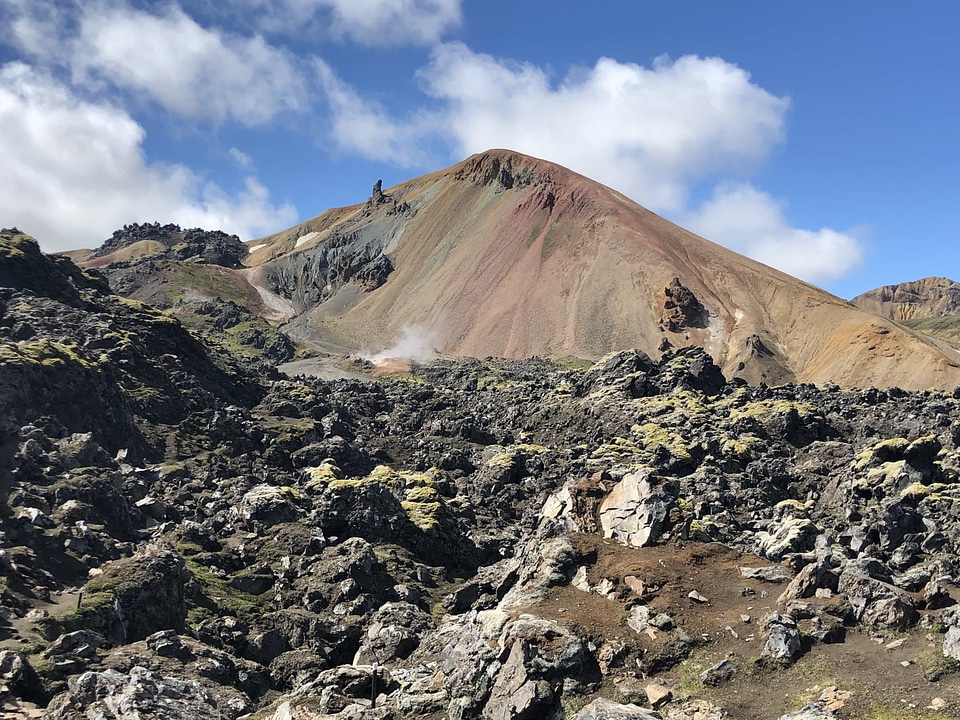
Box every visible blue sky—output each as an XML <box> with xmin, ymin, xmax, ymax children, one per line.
<box><xmin>0</xmin><ymin>0</ymin><xmax>956</xmax><ymax>299</ymax></box>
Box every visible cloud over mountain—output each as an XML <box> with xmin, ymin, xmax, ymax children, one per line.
<box><xmin>322</xmin><ymin>45</ymin><xmax>863</xmax><ymax>283</ymax></box>
<box><xmin>0</xmin><ymin>0</ymin><xmax>862</xmax><ymax>281</ymax></box>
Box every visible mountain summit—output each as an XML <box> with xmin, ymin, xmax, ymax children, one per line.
<box><xmin>242</xmin><ymin>150</ymin><xmax>960</xmax><ymax>390</ymax></box>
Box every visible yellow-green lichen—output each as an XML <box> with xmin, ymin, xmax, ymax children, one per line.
<box><xmin>0</xmin><ymin>339</ymin><xmax>97</xmax><ymax>370</ymax></box>
<box><xmin>634</xmin><ymin>390</ymin><xmax>709</xmax><ymax>419</ymax></box>
<box><xmin>487</xmin><ymin>444</ymin><xmax>547</xmax><ymax>469</ymax></box>
<box><xmin>687</xmin><ymin>518</ymin><xmax>723</xmax><ymax>542</ymax></box>
<box><xmin>774</xmin><ymin>498</ymin><xmax>814</xmax><ymax>518</ymax></box>
<box><xmin>401</xmin><ymin>500</ymin><xmax>443</xmax><ymax>532</ymax></box>
<box><xmin>900</xmin><ymin>482</ymin><xmax>933</xmax><ymax>499</ymax></box>
<box><xmin>405</xmin><ymin>486</ymin><xmax>439</xmax><ymax>503</ymax></box>
<box><xmin>304</xmin><ymin>462</ymin><xmax>342</xmax><ymax>489</ymax></box>
<box><xmin>855</xmin><ymin>438</ymin><xmax>910</xmax><ymax>471</ymax></box>
<box><xmin>632</xmin><ymin>422</ymin><xmax>693</xmax><ymax>461</ymax></box>
<box><xmin>721</xmin><ymin>435</ymin><xmax>759</xmax><ymax>462</ymax></box>
<box><xmin>592</xmin><ymin>437</ymin><xmax>641</xmax><ymax>459</ymax></box>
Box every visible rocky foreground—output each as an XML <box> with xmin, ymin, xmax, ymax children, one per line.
<box><xmin>1</xmin><ymin>230</ymin><xmax>960</xmax><ymax>718</ymax></box>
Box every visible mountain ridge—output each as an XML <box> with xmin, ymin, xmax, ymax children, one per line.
<box><xmin>852</xmin><ymin>276</ymin><xmax>960</xmax><ymax>322</ymax></box>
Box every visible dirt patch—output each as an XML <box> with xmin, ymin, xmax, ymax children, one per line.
<box><xmin>523</xmin><ymin>535</ymin><xmax>960</xmax><ymax>719</ymax></box>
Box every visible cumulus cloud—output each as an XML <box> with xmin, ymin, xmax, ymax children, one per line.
<box><xmin>0</xmin><ymin>63</ymin><xmax>297</xmax><ymax>252</ymax></box>
<box><xmin>71</xmin><ymin>2</ymin><xmax>307</xmax><ymax>126</ymax></box>
<box><xmin>416</xmin><ymin>45</ymin><xmax>790</xmax><ymax>211</ymax></box>
<box><xmin>232</xmin><ymin>0</ymin><xmax>462</xmax><ymax>45</ymax></box>
<box><xmin>685</xmin><ymin>183</ymin><xmax>863</xmax><ymax>282</ymax></box>
<box><xmin>323</xmin><ymin>44</ymin><xmax>789</xmax><ymax>210</ymax></box>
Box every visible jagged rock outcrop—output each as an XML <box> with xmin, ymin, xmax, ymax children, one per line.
<box><xmin>661</xmin><ymin>277</ymin><xmax>708</xmax><ymax>332</ymax></box>
<box><xmin>852</xmin><ymin>276</ymin><xmax>960</xmax><ymax>322</ymax></box>
<box><xmin>0</xmin><ymin>231</ymin><xmax>263</xmax><ymax>459</ymax></box>
<box><xmin>91</xmin><ymin>223</ymin><xmax>247</xmax><ymax>268</ymax></box>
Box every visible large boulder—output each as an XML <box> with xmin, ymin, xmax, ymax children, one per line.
<box><xmin>837</xmin><ymin>569</ymin><xmax>918</xmax><ymax>629</ymax></box>
<box><xmin>353</xmin><ymin>602</ymin><xmax>432</xmax><ymax>665</ymax></box>
<box><xmin>61</xmin><ymin>545</ymin><xmax>188</xmax><ymax>644</ymax></box>
<box><xmin>43</xmin><ymin>666</ymin><xmax>226</xmax><ymax>720</ymax></box>
<box><xmin>761</xmin><ymin>613</ymin><xmax>802</xmax><ymax>663</ymax></box>
<box><xmin>599</xmin><ymin>470</ymin><xmax>677</xmax><ymax>548</ymax></box>
<box><xmin>235</xmin><ymin>485</ymin><xmax>301</xmax><ymax>528</ymax></box>
<box><xmin>483</xmin><ymin>616</ymin><xmax>588</xmax><ymax>720</ymax></box>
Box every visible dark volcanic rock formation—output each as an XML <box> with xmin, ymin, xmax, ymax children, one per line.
<box><xmin>0</xmin><ymin>231</ymin><xmax>262</xmax><ymax>459</ymax></box>
<box><xmin>2</xmin><ymin>235</ymin><xmax>960</xmax><ymax>719</ymax></box>
<box><xmin>92</xmin><ymin>222</ymin><xmax>248</xmax><ymax>268</ymax></box>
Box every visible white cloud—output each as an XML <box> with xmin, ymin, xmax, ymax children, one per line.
<box><xmin>320</xmin><ymin>44</ymin><xmax>862</xmax><ymax>282</ymax></box>
<box><xmin>229</xmin><ymin>147</ymin><xmax>253</xmax><ymax>168</ymax></box>
<box><xmin>415</xmin><ymin>44</ymin><xmax>790</xmax><ymax>211</ymax></box>
<box><xmin>685</xmin><ymin>183</ymin><xmax>863</xmax><ymax>282</ymax></box>
<box><xmin>316</xmin><ymin>60</ymin><xmax>437</xmax><ymax>166</ymax></box>
<box><xmin>233</xmin><ymin>0</ymin><xmax>462</xmax><ymax>46</ymax></box>
<box><xmin>319</xmin><ymin>0</ymin><xmax>462</xmax><ymax>46</ymax></box>
<box><xmin>0</xmin><ymin>62</ymin><xmax>297</xmax><ymax>252</ymax></box>
<box><xmin>71</xmin><ymin>2</ymin><xmax>307</xmax><ymax>126</ymax></box>
<box><xmin>2</xmin><ymin>0</ymin><xmax>70</xmax><ymax>60</ymax></box>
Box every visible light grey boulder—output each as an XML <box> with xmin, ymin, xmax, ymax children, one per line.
<box><xmin>598</xmin><ymin>469</ymin><xmax>676</xmax><ymax>548</ymax></box>
<box><xmin>756</xmin><ymin>518</ymin><xmax>818</xmax><ymax>561</ymax></box>
<box><xmin>944</xmin><ymin>625</ymin><xmax>960</xmax><ymax>661</ymax></box>
<box><xmin>43</xmin><ymin>666</ymin><xmax>225</xmax><ymax>720</ymax></box>
<box><xmin>573</xmin><ymin>697</ymin><xmax>662</xmax><ymax>719</ymax></box>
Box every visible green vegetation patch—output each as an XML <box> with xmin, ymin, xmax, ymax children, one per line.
<box><xmin>185</xmin><ymin>560</ymin><xmax>272</xmax><ymax>627</ymax></box>
<box><xmin>728</xmin><ymin>398</ymin><xmax>820</xmax><ymax>423</ymax></box>
<box><xmin>591</xmin><ymin>437</ymin><xmax>641</xmax><ymax>459</ymax></box>
<box><xmin>632</xmin><ymin>422</ymin><xmax>693</xmax><ymax>461</ymax></box>
<box><xmin>0</xmin><ymin>339</ymin><xmax>98</xmax><ymax>370</ymax></box>
<box><xmin>904</xmin><ymin>314</ymin><xmax>960</xmax><ymax>343</ymax></box>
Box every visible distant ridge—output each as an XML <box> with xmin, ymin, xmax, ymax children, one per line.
<box><xmin>852</xmin><ymin>277</ymin><xmax>960</xmax><ymax>321</ymax></box>
<box><xmin>853</xmin><ymin>277</ymin><xmax>960</xmax><ymax>352</ymax></box>
<box><xmin>68</xmin><ymin>150</ymin><xmax>960</xmax><ymax>390</ymax></box>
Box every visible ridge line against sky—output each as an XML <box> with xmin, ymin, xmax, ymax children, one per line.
<box><xmin>0</xmin><ymin>0</ymin><xmax>956</xmax><ymax>298</ymax></box>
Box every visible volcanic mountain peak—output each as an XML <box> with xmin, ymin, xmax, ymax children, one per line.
<box><xmin>239</xmin><ymin>149</ymin><xmax>960</xmax><ymax>390</ymax></box>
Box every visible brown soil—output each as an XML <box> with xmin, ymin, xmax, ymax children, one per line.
<box><xmin>524</xmin><ymin>535</ymin><xmax>960</xmax><ymax>720</ymax></box>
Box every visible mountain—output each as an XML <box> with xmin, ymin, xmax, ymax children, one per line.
<box><xmin>852</xmin><ymin>276</ymin><xmax>960</xmax><ymax>350</ymax></box>
<box><xmin>243</xmin><ymin>150</ymin><xmax>960</xmax><ymax>390</ymax></box>
<box><xmin>852</xmin><ymin>277</ymin><xmax>960</xmax><ymax>321</ymax></box>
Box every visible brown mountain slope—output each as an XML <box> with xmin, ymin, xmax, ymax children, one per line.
<box><xmin>852</xmin><ymin>277</ymin><xmax>960</xmax><ymax>353</ymax></box>
<box><xmin>851</xmin><ymin>276</ymin><xmax>960</xmax><ymax>321</ymax></box>
<box><xmin>248</xmin><ymin>150</ymin><xmax>959</xmax><ymax>390</ymax></box>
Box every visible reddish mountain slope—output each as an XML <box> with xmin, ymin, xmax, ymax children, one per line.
<box><xmin>246</xmin><ymin>150</ymin><xmax>960</xmax><ymax>389</ymax></box>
